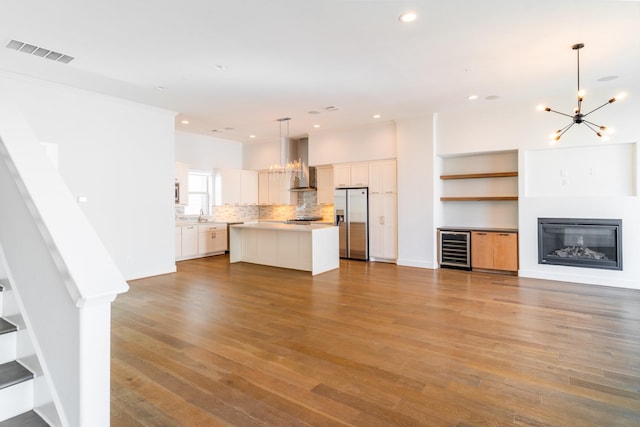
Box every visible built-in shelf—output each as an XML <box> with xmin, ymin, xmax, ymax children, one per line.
<box><xmin>440</xmin><ymin>171</ymin><xmax>518</xmax><ymax>180</ymax></box>
<box><xmin>440</xmin><ymin>196</ymin><xmax>519</xmax><ymax>201</ymax></box>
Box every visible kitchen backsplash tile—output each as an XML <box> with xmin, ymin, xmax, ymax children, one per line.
<box><xmin>210</xmin><ymin>205</ymin><xmax>259</xmax><ymax>222</ymax></box>
<box><xmin>178</xmin><ymin>192</ymin><xmax>335</xmax><ymax>223</ymax></box>
<box><xmin>260</xmin><ymin>192</ymin><xmax>334</xmax><ymax>221</ymax></box>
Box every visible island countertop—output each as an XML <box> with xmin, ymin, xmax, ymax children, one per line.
<box><xmin>231</xmin><ymin>222</ymin><xmax>337</xmax><ymax>232</ymax></box>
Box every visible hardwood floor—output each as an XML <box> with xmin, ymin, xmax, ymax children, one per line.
<box><xmin>111</xmin><ymin>256</ymin><xmax>640</xmax><ymax>426</ymax></box>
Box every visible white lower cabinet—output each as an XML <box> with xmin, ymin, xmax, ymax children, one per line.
<box><xmin>176</xmin><ymin>223</ymin><xmax>227</xmax><ymax>260</ymax></box>
<box><xmin>369</xmin><ymin>193</ymin><xmax>397</xmax><ymax>261</ymax></box>
<box><xmin>198</xmin><ymin>223</ymin><xmax>228</xmax><ymax>255</ymax></box>
<box><xmin>180</xmin><ymin>225</ymin><xmax>199</xmax><ymax>259</ymax></box>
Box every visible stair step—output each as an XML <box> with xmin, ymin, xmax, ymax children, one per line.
<box><xmin>0</xmin><ymin>361</ymin><xmax>33</xmax><ymax>390</ymax></box>
<box><xmin>0</xmin><ymin>410</ymin><xmax>49</xmax><ymax>427</ymax></box>
<box><xmin>0</xmin><ymin>319</ymin><xmax>17</xmax><ymax>336</ymax></box>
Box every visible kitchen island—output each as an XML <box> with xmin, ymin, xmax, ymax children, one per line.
<box><xmin>229</xmin><ymin>222</ymin><xmax>339</xmax><ymax>275</ymax></box>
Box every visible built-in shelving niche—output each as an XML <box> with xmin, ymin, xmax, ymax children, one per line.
<box><xmin>439</xmin><ymin>150</ymin><xmax>518</xmax><ymax>229</ymax></box>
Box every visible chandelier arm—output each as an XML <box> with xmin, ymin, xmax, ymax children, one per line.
<box><xmin>582</xmin><ymin>118</ymin><xmax>604</xmax><ymax>129</ymax></box>
<box><xmin>557</xmin><ymin>122</ymin><xmax>576</xmax><ymax>140</ymax></box>
<box><xmin>582</xmin><ymin>100</ymin><xmax>613</xmax><ymax>117</ymax></box>
<box><xmin>582</xmin><ymin>122</ymin><xmax>603</xmax><ymax>136</ymax></box>
<box><xmin>546</xmin><ymin>109</ymin><xmax>575</xmax><ymax>119</ymax></box>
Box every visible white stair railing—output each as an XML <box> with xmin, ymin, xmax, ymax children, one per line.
<box><xmin>0</xmin><ymin>102</ymin><xmax>129</xmax><ymax>426</ymax></box>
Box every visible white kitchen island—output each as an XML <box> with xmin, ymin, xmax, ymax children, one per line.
<box><xmin>229</xmin><ymin>222</ymin><xmax>339</xmax><ymax>275</ymax></box>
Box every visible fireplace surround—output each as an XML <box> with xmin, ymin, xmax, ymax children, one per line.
<box><xmin>538</xmin><ymin>218</ymin><xmax>622</xmax><ymax>271</ymax></box>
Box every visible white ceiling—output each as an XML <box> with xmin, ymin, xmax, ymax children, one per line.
<box><xmin>1</xmin><ymin>0</ymin><xmax>639</xmax><ymax>144</ymax></box>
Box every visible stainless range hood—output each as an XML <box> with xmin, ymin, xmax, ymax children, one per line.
<box><xmin>281</xmin><ymin>137</ymin><xmax>316</xmax><ymax>192</ymax></box>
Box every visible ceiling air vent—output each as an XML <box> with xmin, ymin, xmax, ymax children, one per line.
<box><xmin>5</xmin><ymin>39</ymin><xmax>74</xmax><ymax>64</ymax></box>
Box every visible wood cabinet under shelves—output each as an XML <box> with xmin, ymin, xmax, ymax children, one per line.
<box><xmin>471</xmin><ymin>230</ymin><xmax>518</xmax><ymax>272</ymax></box>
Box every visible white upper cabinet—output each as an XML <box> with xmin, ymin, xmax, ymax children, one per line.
<box><xmin>369</xmin><ymin>159</ymin><xmax>397</xmax><ymax>194</ymax></box>
<box><xmin>316</xmin><ymin>166</ymin><xmax>334</xmax><ymax>205</ymax></box>
<box><xmin>333</xmin><ymin>164</ymin><xmax>350</xmax><ymax>188</ymax></box>
<box><xmin>258</xmin><ymin>171</ymin><xmax>297</xmax><ymax>205</ymax></box>
<box><xmin>240</xmin><ymin>170</ymin><xmax>258</xmax><ymax>205</ymax></box>
<box><xmin>214</xmin><ymin>169</ymin><xmax>258</xmax><ymax>206</ymax></box>
<box><xmin>333</xmin><ymin>162</ymin><xmax>369</xmax><ymax>187</ymax></box>
<box><xmin>349</xmin><ymin>163</ymin><xmax>369</xmax><ymax>187</ymax></box>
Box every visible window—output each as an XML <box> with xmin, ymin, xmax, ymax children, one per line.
<box><xmin>185</xmin><ymin>170</ymin><xmax>212</xmax><ymax>215</ymax></box>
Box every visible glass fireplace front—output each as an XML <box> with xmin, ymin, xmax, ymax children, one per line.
<box><xmin>538</xmin><ymin>218</ymin><xmax>622</xmax><ymax>270</ymax></box>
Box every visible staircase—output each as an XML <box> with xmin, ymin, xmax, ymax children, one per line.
<box><xmin>0</xmin><ymin>281</ymin><xmax>50</xmax><ymax>427</ymax></box>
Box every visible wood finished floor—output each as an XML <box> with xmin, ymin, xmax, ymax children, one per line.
<box><xmin>111</xmin><ymin>256</ymin><xmax>640</xmax><ymax>426</ymax></box>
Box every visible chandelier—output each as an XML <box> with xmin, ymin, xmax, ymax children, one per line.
<box><xmin>269</xmin><ymin>117</ymin><xmax>303</xmax><ymax>175</ymax></box>
<box><xmin>538</xmin><ymin>43</ymin><xmax>625</xmax><ymax>143</ymax></box>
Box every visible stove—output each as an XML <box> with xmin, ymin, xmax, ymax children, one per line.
<box><xmin>285</xmin><ymin>216</ymin><xmax>323</xmax><ymax>224</ymax></box>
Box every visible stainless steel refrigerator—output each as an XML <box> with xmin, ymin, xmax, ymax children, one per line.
<box><xmin>334</xmin><ymin>188</ymin><xmax>369</xmax><ymax>260</ymax></box>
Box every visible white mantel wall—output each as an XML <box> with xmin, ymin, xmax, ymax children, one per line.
<box><xmin>0</xmin><ymin>72</ymin><xmax>176</xmax><ymax>280</ymax></box>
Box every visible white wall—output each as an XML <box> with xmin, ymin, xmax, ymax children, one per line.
<box><xmin>436</xmin><ymin>93</ymin><xmax>640</xmax><ymax>289</ymax></box>
<box><xmin>176</xmin><ymin>131</ymin><xmax>243</xmax><ymax>170</ymax></box>
<box><xmin>0</xmin><ymin>72</ymin><xmax>176</xmax><ymax>280</ymax></box>
<box><xmin>396</xmin><ymin>116</ymin><xmax>437</xmax><ymax>268</ymax></box>
<box><xmin>309</xmin><ymin>121</ymin><xmax>397</xmax><ymax>165</ymax></box>
<box><xmin>243</xmin><ymin>140</ymin><xmax>280</xmax><ymax>171</ymax></box>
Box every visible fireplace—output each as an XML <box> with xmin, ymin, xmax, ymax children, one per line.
<box><xmin>538</xmin><ymin>218</ymin><xmax>622</xmax><ymax>270</ymax></box>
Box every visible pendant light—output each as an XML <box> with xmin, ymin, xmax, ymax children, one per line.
<box><xmin>538</xmin><ymin>43</ymin><xmax>626</xmax><ymax>143</ymax></box>
<box><xmin>269</xmin><ymin>117</ymin><xmax>302</xmax><ymax>175</ymax></box>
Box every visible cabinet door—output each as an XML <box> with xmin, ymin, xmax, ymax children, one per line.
<box><xmin>368</xmin><ymin>193</ymin><xmax>397</xmax><ymax>260</ymax></box>
<box><xmin>381</xmin><ymin>160</ymin><xmax>397</xmax><ymax>194</ymax></box>
<box><xmin>267</xmin><ymin>173</ymin><xmax>282</xmax><ymax>204</ymax></box>
<box><xmin>493</xmin><ymin>232</ymin><xmax>518</xmax><ymax>271</ymax></box>
<box><xmin>368</xmin><ymin>162</ymin><xmax>383</xmax><ymax>194</ymax></box>
<box><xmin>213</xmin><ymin>227</ymin><xmax>228</xmax><ymax>252</ymax></box>
<box><xmin>350</xmin><ymin>163</ymin><xmax>368</xmax><ymax>187</ymax></box>
<box><xmin>181</xmin><ymin>225</ymin><xmax>198</xmax><ymax>257</ymax></box>
<box><xmin>316</xmin><ymin>166</ymin><xmax>334</xmax><ymax>205</ymax></box>
<box><xmin>471</xmin><ymin>231</ymin><xmax>494</xmax><ymax>269</ymax></box>
<box><xmin>381</xmin><ymin>193</ymin><xmax>397</xmax><ymax>259</ymax></box>
<box><xmin>333</xmin><ymin>164</ymin><xmax>350</xmax><ymax>188</ymax></box>
<box><xmin>241</xmin><ymin>170</ymin><xmax>258</xmax><ymax>204</ymax></box>
<box><xmin>217</xmin><ymin>169</ymin><xmax>242</xmax><ymax>205</ymax></box>
<box><xmin>368</xmin><ymin>194</ymin><xmax>383</xmax><ymax>258</ymax></box>
<box><xmin>198</xmin><ymin>224</ymin><xmax>227</xmax><ymax>254</ymax></box>
<box><xmin>258</xmin><ymin>172</ymin><xmax>269</xmax><ymax>204</ymax></box>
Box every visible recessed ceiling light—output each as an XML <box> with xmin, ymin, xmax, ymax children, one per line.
<box><xmin>249</xmin><ymin>135</ymin><xmax>256</xmax><ymax>139</ymax></box>
<box><xmin>467</xmin><ymin>95</ymin><xmax>479</xmax><ymax>100</ymax></box>
<box><xmin>156</xmin><ymin>86</ymin><xmax>166</xmax><ymax>91</ymax></box>
<box><xmin>485</xmin><ymin>95</ymin><xmax>501</xmax><ymax>100</ymax></box>
<box><xmin>399</xmin><ymin>12</ymin><xmax>417</xmax><ymax>23</ymax></box>
<box><xmin>313</xmin><ymin>124</ymin><xmax>320</xmax><ymax>128</ymax></box>
<box><xmin>181</xmin><ymin>120</ymin><xmax>189</xmax><ymax>124</ymax></box>
<box><xmin>373</xmin><ymin>114</ymin><xmax>381</xmax><ymax>119</ymax></box>
<box><xmin>308</xmin><ymin>110</ymin><xmax>321</xmax><ymax>115</ymax></box>
<box><xmin>215</xmin><ymin>65</ymin><xmax>228</xmax><ymax>70</ymax></box>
